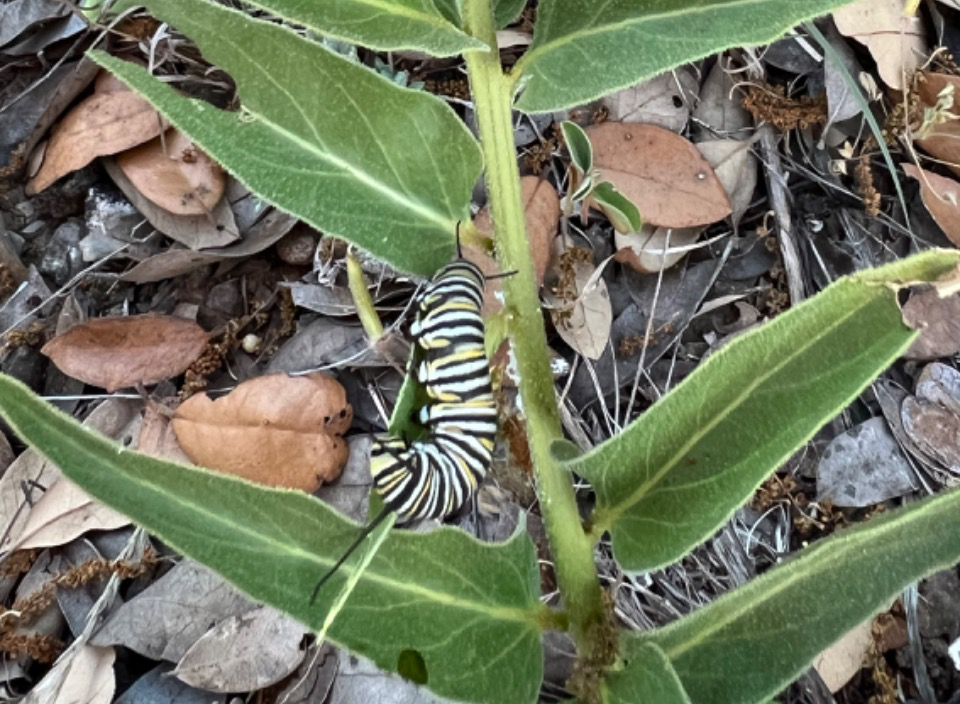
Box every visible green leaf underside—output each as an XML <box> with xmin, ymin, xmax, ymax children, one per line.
<box><xmin>431</xmin><ymin>0</ymin><xmax>461</xmax><ymax>25</ymax></box>
<box><xmin>494</xmin><ymin>0</ymin><xmax>527</xmax><ymax>28</ymax></box>
<box><xmin>0</xmin><ymin>375</ymin><xmax>543</xmax><ymax>704</ymax></box>
<box><xmin>645</xmin><ymin>485</ymin><xmax>960</xmax><ymax>703</ymax></box>
<box><xmin>568</xmin><ymin>250</ymin><xmax>960</xmax><ymax>572</ymax></box>
<box><xmin>93</xmin><ymin>0</ymin><xmax>484</xmax><ymax>276</ymax></box>
<box><xmin>592</xmin><ymin>182</ymin><xmax>642</xmax><ymax>233</ymax></box>
<box><xmin>560</xmin><ymin>121</ymin><xmax>593</xmax><ymax>174</ymax></box>
<box><xmin>515</xmin><ymin>0</ymin><xmax>857</xmax><ymax>113</ymax></box>
<box><xmin>242</xmin><ymin>0</ymin><xmax>484</xmax><ymax>56</ymax></box>
<box><xmin>604</xmin><ymin>641</ymin><xmax>692</xmax><ymax>703</ymax></box>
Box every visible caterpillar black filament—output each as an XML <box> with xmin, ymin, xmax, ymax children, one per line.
<box><xmin>310</xmin><ymin>255</ymin><xmax>495</xmax><ymax>601</ymax></box>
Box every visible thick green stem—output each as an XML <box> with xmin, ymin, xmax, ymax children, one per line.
<box><xmin>462</xmin><ymin>0</ymin><xmax>605</xmax><ymax>653</ymax></box>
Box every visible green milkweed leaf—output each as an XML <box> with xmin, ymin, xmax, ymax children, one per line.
<box><xmin>92</xmin><ymin>0</ymin><xmax>483</xmax><ymax>276</ymax></box>
<box><xmin>564</xmin><ymin>249</ymin><xmax>960</xmax><ymax>572</ymax></box>
<box><xmin>591</xmin><ymin>181</ymin><xmax>642</xmax><ymax>234</ymax></box>
<box><xmin>241</xmin><ymin>0</ymin><xmax>485</xmax><ymax>56</ymax></box>
<box><xmin>604</xmin><ymin>641</ymin><xmax>691</xmax><ymax>703</ymax></box>
<box><xmin>561</xmin><ymin>120</ymin><xmax>593</xmax><ymax>175</ymax></box>
<box><xmin>514</xmin><ymin>0</ymin><xmax>858</xmax><ymax>114</ymax></box>
<box><xmin>495</xmin><ymin>0</ymin><xmax>527</xmax><ymax>28</ymax></box>
<box><xmin>645</xmin><ymin>484</ymin><xmax>960</xmax><ymax>703</ymax></box>
<box><xmin>0</xmin><ymin>374</ymin><xmax>544</xmax><ymax>704</ymax></box>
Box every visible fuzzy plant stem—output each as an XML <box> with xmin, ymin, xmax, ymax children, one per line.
<box><xmin>461</xmin><ymin>0</ymin><xmax>606</xmax><ymax>653</ymax></box>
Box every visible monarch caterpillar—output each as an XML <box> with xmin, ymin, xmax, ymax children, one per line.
<box><xmin>310</xmin><ymin>250</ymin><xmax>496</xmax><ymax>601</ymax></box>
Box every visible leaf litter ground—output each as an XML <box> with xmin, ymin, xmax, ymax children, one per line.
<box><xmin>1</xmin><ymin>1</ymin><xmax>960</xmax><ymax>702</ymax></box>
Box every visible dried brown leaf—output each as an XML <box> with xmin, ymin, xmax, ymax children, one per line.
<box><xmin>586</xmin><ymin>122</ymin><xmax>731</xmax><ymax>228</ymax></box>
<box><xmin>103</xmin><ymin>158</ymin><xmax>238</xmax><ymax>250</ymax></box>
<box><xmin>545</xmin><ymin>252</ymin><xmax>612</xmax><ymax>360</ymax></box>
<box><xmin>833</xmin><ymin>0</ymin><xmax>926</xmax><ymax>90</ymax></box>
<box><xmin>26</xmin><ymin>90</ymin><xmax>166</xmax><ymax>195</ymax></box>
<box><xmin>172</xmin><ymin>373</ymin><xmax>352</xmax><ymax>491</ymax></box>
<box><xmin>902</xmin><ymin>288</ymin><xmax>960</xmax><ymax>360</ymax></box>
<box><xmin>41</xmin><ymin>314</ymin><xmax>209</xmax><ymax>392</ymax></box>
<box><xmin>117</xmin><ymin>129</ymin><xmax>225</xmax><ymax>216</ymax></box>
<box><xmin>901</xmin><ymin>395</ymin><xmax>960</xmax><ymax>473</ymax></box>
<box><xmin>902</xmin><ymin>164</ymin><xmax>960</xmax><ymax>244</ymax></box>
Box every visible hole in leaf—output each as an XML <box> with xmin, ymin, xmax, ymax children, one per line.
<box><xmin>397</xmin><ymin>649</ymin><xmax>428</xmax><ymax>685</ymax></box>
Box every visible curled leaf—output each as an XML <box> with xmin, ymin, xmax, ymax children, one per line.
<box><xmin>172</xmin><ymin>373</ymin><xmax>352</xmax><ymax>491</ymax></box>
<box><xmin>41</xmin><ymin>314</ymin><xmax>209</xmax><ymax>392</ymax></box>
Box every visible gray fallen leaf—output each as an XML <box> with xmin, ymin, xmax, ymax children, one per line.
<box><xmin>272</xmin><ymin>643</ymin><xmax>338</xmax><ymax>704</ymax></box>
<box><xmin>90</xmin><ymin>560</ymin><xmax>252</xmax><ymax>661</ymax></box>
<box><xmin>0</xmin><ymin>398</ymin><xmax>142</xmax><ymax>553</ymax></box>
<box><xmin>692</xmin><ymin>58</ymin><xmax>753</xmax><ymax>134</ymax></box>
<box><xmin>119</xmin><ymin>208</ymin><xmax>298</xmax><ymax>283</ymax></box>
<box><xmin>0</xmin><ymin>0</ymin><xmax>69</xmax><ymax>49</ymax></box>
<box><xmin>696</xmin><ymin>137</ymin><xmax>759</xmax><ymax>227</ymax></box>
<box><xmin>915</xmin><ymin>362</ymin><xmax>960</xmax><ymax>415</ymax></box>
<box><xmin>173</xmin><ymin>605</ymin><xmax>306</xmax><ymax>692</ymax></box>
<box><xmin>603</xmin><ymin>69</ymin><xmax>698</xmax><ymax>132</ymax></box>
<box><xmin>817</xmin><ymin>416</ymin><xmax>916</xmax><ymax>507</ymax></box>
<box><xmin>23</xmin><ymin>643</ymin><xmax>114</xmax><ymax>704</ymax></box>
<box><xmin>821</xmin><ymin>23</ymin><xmax>866</xmax><ymax>131</ymax></box>
<box><xmin>317</xmin><ymin>435</ymin><xmax>372</xmax><ymax>522</ymax></box>
<box><xmin>116</xmin><ymin>663</ymin><xmax>224</xmax><ymax>704</ymax></box>
<box><xmin>329</xmin><ymin>653</ymin><xmax>452</xmax><ymax>704</ymax></box>
<box><xmin>103</xmin><ymin>159</ymin><xmax>238</xmax><ymax>250</ymax></box>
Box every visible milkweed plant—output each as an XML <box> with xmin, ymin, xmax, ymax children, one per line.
<box><xmin>2</xmin><ymin>1</ymin><xmax>960</xmax><ymax>703</ymax></box>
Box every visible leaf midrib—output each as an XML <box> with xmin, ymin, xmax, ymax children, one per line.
<box><xmin>146</xmin><ymin>12</ymin><xmax>454</xmax><ymax>229</ymax></box>
<box><xmin>517</xmin><ymin>0</ymin><xmax>779</xmax><ymax>76</ymax></box>
<box><xmin>596</xmin><ymin>284</ymin><xmax>876</xmax><ymax>527</ymax></box>
<box><xmin>6</xmin><ymin>385</ymin><xmax>536</xmax><ymax>627</ymax></box>
<box><xmin>246</xmin><ymin>0</ymin><xmax>483</xmax><ymax>46</ymax></box>
<box><xmin>657</xmin><ymin>490</ymin><xmax>953</xmax><ymax>661</ymax></box>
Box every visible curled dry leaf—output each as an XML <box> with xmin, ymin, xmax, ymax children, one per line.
<box><xmin>471</xmin><ymin>175</ymin><xmax>560</xmax><ymax>314</ymax></box>
<box><xmin>172</xmin><ymin>373</ymin><xmax>352</xmax><ymax>491</ymax></box>
<box><xmin>586</xmin><ymin>123</ymin><xmax>731</xmax><ymax>228</ymax></box>
<box><xmin>614</xmin><ymin>225</ymin><xmax>702</xmax><ymax>274</ymax></box>
<box><xmin>833</xmin><ymin>0</ymin><xmax>926</xmax><ymax>91</ymax></box>
<box><xmin>902</xmin><ymin>164</ymin><xmax>960</xmax><ymax>245</ymax></box>
<box><xmin>26</xmin><ymin>89</ymin><xmax>166</xmax><ymax>195</ymax></box>
<box><xmin>41</xmin><ymin>314</ymin><xmax>209</xmax><ymax>392</ymax></box>
<box><xmin>544</xmin><ymin>248</ymin><xmax>612</xmax><ymax>360</ymax></box>
<box><xmin>117</xmin><ymin>129</ymin><xmax>226</xmax><ymax>216</ymax></box>
<box><xmin>915</xmin><ymin>72</ymin><xmax>960</xmax><ymax>179</ymax></box>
